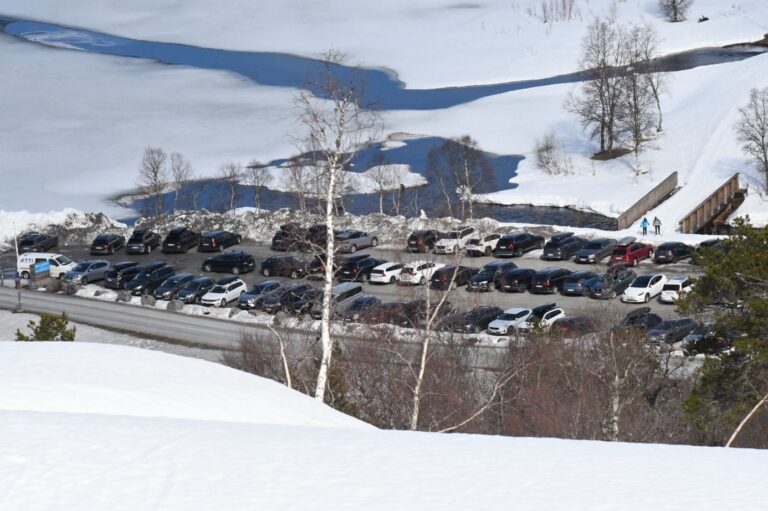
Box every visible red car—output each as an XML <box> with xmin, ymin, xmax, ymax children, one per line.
<box><xmin>609</xmin><ymin>237</ymin><xmax>653</xmax><ymax>266</ymax></box>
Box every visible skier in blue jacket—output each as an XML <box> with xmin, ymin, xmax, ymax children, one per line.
<box><xmin>640</xmin><ymin>217</ymin><xmax>649</xmax><ymax>236</ymax></box>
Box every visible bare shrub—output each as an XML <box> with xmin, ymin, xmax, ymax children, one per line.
<box><xmin>735</xmin><ymin>87</ymin><xmax>768</xmax><ymax>193</ymax></box>
<box><xmin>658</xmin><ymin>0</ymin><xmax>694</xmax><ymax>22</ymax></box>
<box><xmin>534</xmin><ymin>132</ymin><xmax>573</xmax><ymax>175</ymax></box>
<box><xmin>528</xmin><ymin>0</ymin><xmax>580</xmax><ymax>23</ymax></box>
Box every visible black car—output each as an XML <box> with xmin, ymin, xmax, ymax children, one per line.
<box><xmin>291</xmin><ymin>288</ymin><xmax>324</xmax><ymax>316</ymax></box>
<box><xmin>162</xmin><ymin>227</ymin><xmax>201</xmax><ymax>253</ymax></box>
<box><xmin>542</xmin><ymin>234</ymin><xmax>588</xmax><ymax>261</ymax></box>
<box><xmin>529</xmin><ymin>268</ymin><xmax>572</xmax><ymax>294</ymax></box>
<box><xmin>440</xmin><ymin>306</ymin><xmax>503</xmax><ymax>334</ymax></box>
<box><xmin>560</xmin><ymin>271</ymin><xmax>599</xmax><ymax>296</ymax></box>
<box><xmin>176</xmin><ymin>276</ymin><xmax>216</xmax><ymax>304</ymax></box>
<box><xmin>574</xmin><ymin>238</ymin><xmax>617</xmax><ymax>264</ymax></box>
<box><xmin>682</xmin><ymin>324</ymin><xmax>742</xmax><ymax>356</ymax></box>
<box><xmin>552</xmin><ymin>316</ymin><xmax>600</xmax><ymax>336</ymax></box>
<box><xmin>339</xmin><ymin>295</ymin><xmax>382</xmax><ymax>321</ymax></box>
<box><xmin>300</xmin><ymin>224</ymin><xmax>332</xmax><ymax>252</ymax></box>
<box><xmin>102</xmin><ymin>261</ymin><xmax>141</xmax><ymax>290</ymax></box>
<box><xmin>198</xmin><ymin>231</ymin><xmax>242</xmax><ymax>252</ymax></box>
<box><xmin>125</xmin><ymin>263</ymin><xmax>175</xmax><ymax>296</ymax></box>
<box><xmin>430</xmin><ymin>265</ymin><xmax>479</xmax><ymax>290</ymax></box>
<box><xmin>18</xmin><ymin>232</ymin><xmax>58</xmax><ymax>253</ymax></box>
<box><xmin>126</xmin><ymin>228</ymin><xmax>161</xmax><ymax>254</ymax></box>
<box><xmin>338</xmin><ymin>256</ymin><xmax>383</xmax><ymax>282</ymax></box>
<box><xmin>494</xmin><ymin>232</ymin><xmax>545</xmax><ymax>257</ymax></box>
<box><xmin>582</xmin><ymin>266</ymin><xmax>637</xmax><ymax>299</ymax></box>
<box><xmin>261</xmin><ymin>255</ymin><xmax>308</xmax><ymax>278</ymax></box>
<box><xmin>358</xmin><ymin>301</ymin><xmax>410</xmax><ymax>326</ymax></box>
<box><xmin>497</xmin><ymin>268</ymin><xmax>537</xmax><ymax>293</ymax></box>
<box><xmin>618</xmin><ymin>307</ymin><xmax>663</xmax><ymax>332</ymax></box>
<box><xmin>90</xmin><ymin>233</ymin><xmax>126</xmax><ymax>255</ymax></box>
<box><xmin>202</xmin><ymin>250</ymin><xmax>256</xmax><ymax>275</ymax></box>
<box><xmin>654</xmin><ymin>242</ymin><xmax>694</xmax><ymax>264</ymax></box>
<box><xmin>467</xmin><ymin>261</ymin><xmax>518</xmax><ymax>292</ymax></box>
<box><xmin>646</xmin><ymin>318</ymin><xmax>698</xmax><ymax>345</ymax></box>
<box><xmin>153</xmin><ymin>272</ymin><xmax>196</xmax><ymax>300</ymax></box>
<box><xmin>238</xmin><ymin>280</ymin><xmax>282</xmax><ymax>310</ymax></box>
<box><xmin>406</xmin><ymin>230</ymin><xmax>440</xmax><ymax>253</ymax></box>
<box><xmin>261</xmin><ymin>283</ymin><xmax>313</xmax><ymax>314</ymax></box>
<box><xmin>692</xmin><ymin>238</ymin><xmax>727</xmax><ymax>265</ymax></box>
<box><xmin>271</xmin><ymin>224</ymin><xmax>308</xmax><ymax>251</ymax></box>
<box><xmin>401</xmin><ymin>299</ymin><xmax>457</xmax><ymax>329</ymax></box>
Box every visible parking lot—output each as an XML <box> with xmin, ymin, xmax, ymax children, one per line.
<box><xmin>0</xmin><ymin>239</ymin><xmax>705</xmax><ymax>322</ymax></box>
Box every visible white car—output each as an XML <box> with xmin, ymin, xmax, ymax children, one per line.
<box><xmin>200</xmin><ymin>278</ymin><xmax>247</xmax><ymax>307</ymax></box>
<box><xmin>433</xmin><ymin>226</ymin><xmax>476</xmax><ymax>254</ymax></box>
<box><xmin>369</xmin><ymin>262</ymin><xmax>404</xmax><ymax>284</ymax></box>
<box><xmin>659</xmin><ymin>275</ymin><xmax>694</xmax><ymax>304</ymax></box>
<box><xmin>488</xmin><ymin>304</ymin><xmax>565</xmax><ymax>335</ymax></box>
<box><xmin>398</xmin><ymin>261</ymin><xmax>446</xmax><ymax>285</ymax></box>
<box><xmin>621</xmin><ymin>274</ymin><xmax>668</xmax><ymax>303</ymax></box>
<box><xmin>466</xmin><ymin>233</ymin><xmax>503</xmax><ymax>257</ymax></box>
<box><xmin>16</xmin><ymin>252</ymin><xmax>77</xmax><ymax>279</ymax></box>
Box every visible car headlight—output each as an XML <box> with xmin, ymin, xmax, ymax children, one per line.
<box><xmin>588</xmin><ymin>254</ymin><xmax>595</xmax><ymax>260</ymax></box>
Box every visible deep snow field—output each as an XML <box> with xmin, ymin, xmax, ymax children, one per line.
<box><xmin>1</xmin><ymin>0</ymin><xmax>768</xmax><ymax>235</ymax></box>
<box><xmin>1</xmin><ymin>341</ymin><xmax>767</xmax><ymax>510</ymax></box>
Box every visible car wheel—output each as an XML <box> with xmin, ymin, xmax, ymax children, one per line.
<box><xmin>419</xmin><ymin>276</ymin><xmax>426</xmax><ymax>285</ymax></box>
<box><xmin>109</xmin><ymin>247</ymin><xmax>114</xmax><ymax>255</ymax></box>
<box><xmin>610</xmin><ymin>289</ymin><xmax>617</xmax><ymax>299</ymax></box>
<box><xmin>194</xmin><ymin>296</ymin><xmax>201</xmax><ymax>304</ymax></box>
<box><xmin>203</xmin><ymin>263</ymin><xmax>212</xmax><ymax>272</ymax></box>
<box><xmin>370</xmin><ymin>237</ymin><xmax>378</xmax><ymax>247</ymax></box>
<box><xmin>484</xmin><ymin>247</ymin><xmax>492</xmax><ymax>256</ymax></box>
<box><xmin>514</xmin><ymin>249</ymin><xmax>522</xmax><ymax>257</ymax></box>
<box><xmin>263</xmin><ymin>268</ymin><xmax>270</xmax><ymax>277</ymax></box>
<box><xmin>389</xmin><ymin>276</ymin><xmax>396</xmax><ymax>284</ymax></box>
<box><xmin>537</xmin><ymin>241</ymin><xmax>543</xmax><ymax>250</ymax></box>
<box><xmin>236</xmin><ymin>236</ymin><xmax>242</xmax><ymax>244</ymax></box>
<box><xmin>506</xmin><ymin>326</ymin><xmax>515</xmax><ymax>335</ymax></box>
<box><xmin>21</xmin><ymin>271</ymin><xmax>30</xmax><ymax>279</ymax></box>
<box><xmin>220</xmin><ymin>299</ymin><xmax>227</xmax><ymax>307</ymax></box>
<box><xmin>361</xmin><ymin>273</ymin><xmax>369</xmax><ymax>282</ymax></box>
<box><xmin>644</xmin><ymin>293</ymin><xmax>650</xmax><ymax>303</ymax></box>
<box><xmin>349</xmin><ymin>245</ymin><xmax>357</xmax><ymax>253</ymax></box>
<box><xmin>232</xmin><ymin>267</ymin><xmax>240</xmax><ymax>275</ymax></box>
<box><xmin>81</xmin><ymin>277</ymin><xmax>88</xmax><ymax>285</ymax></box>
<box><xmin>290</xmin><ymin>270</ymin><xmax>299</xmax><ymax>279</ymax></box>
<box><xmin>632</xmin><ymin>258</ymin><xmax>638</xmax><ymax>267</ymax></box>
<box><xmin>144</xmin><ymin>244</ymin><xmax>150</xmax><ymax>254</ymax></box>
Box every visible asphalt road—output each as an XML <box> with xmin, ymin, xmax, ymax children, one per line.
<box><xmin>0</xmin><ymin>241</ymin><xmax>702</xmax><ymax>321</ymax></box>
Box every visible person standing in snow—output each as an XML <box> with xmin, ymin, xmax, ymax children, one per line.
<box><xmin>653</xmin><ymin>216</ymin><xmax>661</xmax><ymax>235</ymax></box>
<box><xmin>640</xmin><ymin>217</ymin><xmax>649</xmax><ymax>236</ymax></box>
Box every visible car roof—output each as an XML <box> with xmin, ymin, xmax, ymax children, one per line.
<box><xmin>666</xmin><ymin>275</ymin><xmax>689</xmax><ymax>283</ymax></box>
<box><xmin>333</xmin><ymin>282</ymin><xmax>362</xmax><ymax>292</ymax></box>
<box><xmin>536</xmin><ymin>267</ymin><xmax>563</xmax><ymax>275</ymax></box>
<box><xmin>373</xmin><ymin>262</ymin><xmax>400</xmax><ymax>270</ymax></box>
<box><xmin>501</xmin><ymin>307</ymin><xmax>529</xmax><ymax>314</ymax></box>
<box><xmin>616</xmin><ymin>236</ymin><xmax>636</xmax><ymax>246</ymax></box>
<box><xmin>532</xmin><ymin>303</ymin><xmax>557</xmax><ymax>313</ymax></box>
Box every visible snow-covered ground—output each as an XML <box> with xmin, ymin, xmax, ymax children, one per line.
<box><xmin>1</xmin><ymin>342</ymin><xmax>767</xmax><ymax>510</ymax></box>
<box><xmin>2</xmin><ymin>0</ymin><xmax>768</xmax><ymax>234</ymax></box>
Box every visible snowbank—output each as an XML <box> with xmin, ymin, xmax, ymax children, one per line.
<box><xmin>0</xmin><ymin>342</ymin><xmax>766</xmax><ymax>510</ymax></box>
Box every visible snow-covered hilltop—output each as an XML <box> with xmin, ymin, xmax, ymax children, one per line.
<box><xmin>1</xmin><ymin>342</ymin><xmax>766</xmax><ymax>510</ymax></box>
<box><xmin>2</xmin><ymin>0</ymin><xmax>768</xmax><ymax>230</ymax></box>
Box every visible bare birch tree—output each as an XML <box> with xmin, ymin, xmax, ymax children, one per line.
<box><xmin>735</xmin><ymin>87</ymin><xmax>768</xmax><ymax>193</ymax></box>
<box><xmin>295</xmin><ymin>49</ymin><xmax>381</xmax><ymax>402</ymax></box>
<box><xmin>138</xmin><ymin>146</ymin><xmax>169</xmax><ymax>217</ymax></box>
<box><xmin>219</xmin><ymin>161</ymin><xmax>242</xmax><ymax>214</ymax></box>
<box><xmin>169</xmin><ymin>152</ymin><xmax>192</xmax><ymax>213</ymax></box>
<box><xmin>634</xmin><ymin>24</ymin><xmax>667</xmax><ymax>132</ymax></box>
<box><xmin>245</xmin><ymin>160</ymin><xmax>273</xmax><ymax>210</ymax></box>
<box><xmin>658</xmin><ymin>0</ymin><xmax>694</xmax><ymax>22</ymax></box>
<box><xmin>285</xmin><ymin>157</ymin><xmax>309</xmax><ymax>213</ymax></box>
<box><xmin>367</xmin><ymin>153</ymin><xmax>391</xmax><ymax>214</ymax></box>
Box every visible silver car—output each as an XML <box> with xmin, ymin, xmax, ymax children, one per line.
<box><xmin>63</xmin><ymin>260</ymin><xmax>112</xmax><ymax>284</ymax></box>
<box><xmin>335</xmin><ymin>230</ymin><xmax>379</xmax><ymax>253</ymax></box>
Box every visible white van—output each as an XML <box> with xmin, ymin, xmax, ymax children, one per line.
<box><xmin>17</xmin><ymin>253</ymin><xmax>76</xmax><ymax>279</ymax></box>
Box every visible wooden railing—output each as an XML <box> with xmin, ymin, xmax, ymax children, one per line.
<box><xmin>679</xmin><ymin>173</ymin><xmax>744</xmax><ymax>234</ymax></box>
<box><xmin>616</xmin><ymin>172</ymin><xmax>678</xmax><ymax>230</ymax></box>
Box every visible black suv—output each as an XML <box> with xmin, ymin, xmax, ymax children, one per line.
<box><xmin>440</xmin><ymin>306</ymin><xmax>503</xmax><ymax>334</ymax></box>
<box><xmin>125</xmin><ymin>263</ymin><xmax>175</xmax><ymax>295</ymax></box>
<box><xmin>162</xmin><ymin>227</ymin><xmax>201</xmax><ymax>253</ymax></box>
<box><xmin>238</xmin><ymin>280</ymin><xmax>281</xmax><ymax>310</ymax></box>
<box><xmin>291</xmin><ymin>288</ymin><xmax>324</xmax><ymax>316</ymax></box>
<box><xmin>430</xmin><ymin>265</ymin><xmax>478</xmax><ymax>290</ymax></box>
<box><xmin>542</xmin><ymin>233</ymin><xmax>588</xmax><ymax>260</ymax></box>
<box><xmin>103</xmin><ymin>261</ymin><xmax>141</xmax><ymax>290</ymax></box>
<box><xmin>467</xmin><ymin>261</ymin><xmax>518</xmax><ymax>292</ymax></box>
<box><xmin>494</xmin><ymin>232</ymin><xmax>544</xmax><ymax>257</ymax></box>
<box><xmin>153</xmin><ymin>273</ymin><xmax>196</xmax><ymax>300</ymax></box>
<box><xmin>198</xmin><ymin>231</ymin><xmax>242</xmax><ymax>252</ymax></box>
<box><xmin>574</xmin><ymin>238</ymin><xmax>617</xmax><ymax>264</ymax></box>
<box><xmin>497</xmin><ymin>268</ymin><xmax>537</xmax><ymax>293</ymax></box>
<box><xmin>202</xmin><ymin>250</ymin><xmax>256</xmax><ymax>275</ymax></box>
<box><xmin>337</xmin><ymin>256</ymin><xmax>383</xmax><ymax>282</ymax></box>
<box><xmin>406</xmin><ymin>230</ymin><xmax>440</xmax><ymax>253</ymax></box>
<box><xmin>126</xmin><ymin>228</ymin><xmax>161</xmax><ymax>254</ymax></box>
<box><xmin>617</xmin><ymin>307</ymin><xmax>663</xmax><ymax>332</ymax></box>
<box><xmin>271</xmin><ymin>224</ymin><xmax>308</xmax><ymax>251</ymax></box>
<box><xmin>90</xmin><ymin>233</ymin><xmax>126</xmax><ymax>255</ymax></box>
<box><xmin>654</xmin><ymin>242</ymin><xmax>694</xmax><ymax>264</ymax></box>
<box><xmin>530</xmin><ymin>268</ymin><xmax>572</xmax><ymax>294</ymax></box>
<box><xmin>261</xmin><ymin>283</ymin><xmax>313</xmax><ymax>314</ymax></box>
<box><xmin>261</xmin><ymin>255</ymin><xmax>308</xmax><ymax>278</ymax></box>
<box><xmin>176</xmin><ymin>276</ymin><xmax>216</xmax><ymax>304</ymax></box>
<box><xmin>300</xmin><ymin>224</ymin><xmax>332</xmax><ymax>252</ymax></box>
<box><xmin>339</xmin><ymin>295</ymin><xmax>381</xmax><ymax>322</ymax></box>
<box><xmin>18</xmin><ymin>232</ymin><xmax>58</xmax><ymax>253</ymax></box>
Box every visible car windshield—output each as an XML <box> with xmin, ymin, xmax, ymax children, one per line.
<box><xmin>128</xmin><ymin>234</ymin><xmax>144</xmax><ymax>243</ymax></box>
<box><xmin>72</xmin><ymin>263</ymin><xmax>90</xmax><ymax>272</ymax></box>
<box><xmin>499</xmin><ymin>311</ymin><xmax>528</xmax><ymax>321</ymax></box>
<box><xmin>663</xmin><ymin>284</ymin><xmax>681</xmax><ymax>291</ymax></box>
<box><xmin>94</xmin><ymin>236</ymin><xmax>109</xmax><ymax>243</ymax></box>
<box><xmin>55</xmin><ymin>255</ymin><xmax>72</xmax><ymax>265</ymax></box>
<box><xmin>631</xmin><ymin>276</ymin><xmax>653</xmax><ymax>287</ymax></box>
<box><xmin>184</xmin><ymin>281</ymin><xmax>204</xmax><ymax>290</ymax></box>
<box><xmin>585</xmin><ymin>241</ymin><xmax>602</xmax><ymax>249</ymax></box>
<box><xmin>448</xmin><ymin>231</ymin><xmax>462</xmax><ymax>239</ymax></box>
<box><xmin>210</xmin><ymin>285</ymin><xmax>226</xmax><ymax>293</ymax></box>
<box><xmin>477</xmin><ymin>267</ymin><xmax>496</xmax><ymax>277</ymax></box>
<box><xmin>349</xmin><ymin>300</ymin><xmax>369</xmax><ymax>311</ymax></box>
<box><xmin>611</xmin><ymin>248</ymin><xmax>626</xmax><ymax>256</ymax></box>
<box><xmin>167</xmin><ymin>231</ymin><xmax>183</xmax><ymax>240</ymax></box>
<box><xmin>656</xmin><ymin>320</ymin><xmax>676</xmax><ymax>330</ymax></box>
